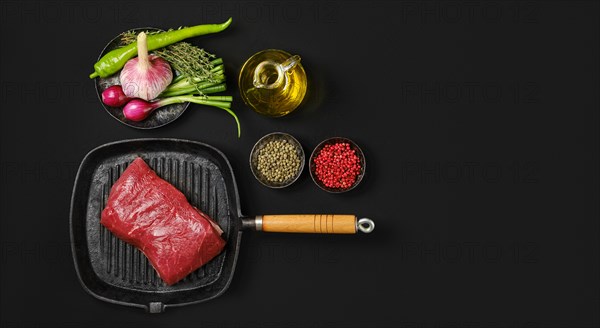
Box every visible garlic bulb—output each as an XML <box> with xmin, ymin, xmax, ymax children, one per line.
<box><xmin>120</xmin><ymin>32</ymin><xmax>173</xmax><ymax>101</ymax></box>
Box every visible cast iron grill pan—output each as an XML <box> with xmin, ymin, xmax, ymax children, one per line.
<box><xmin>70</xmin><ymin>139</ymin><xmax>373</xmax><ymax>313</ymax></box>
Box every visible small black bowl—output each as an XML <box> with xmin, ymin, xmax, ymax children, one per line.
<box><xmin>249</xmin><ymin>132</ymin><xmax>305</xmax><ymax>188</ymax></box>
<box><xmin>94</xmin><ymin>27</ymin><xmax>189</xmax><ymax>129</ymax></box>
<box><xmin>309</xmin><ymin>137</ymin><xmax>366</xmax><ymax>193</ymax></box>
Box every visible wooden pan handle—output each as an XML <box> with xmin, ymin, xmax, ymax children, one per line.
<box><xmin>257</xmin><ymin>215</ymin><xmax>374</xmax><ymax>234</ymax></box>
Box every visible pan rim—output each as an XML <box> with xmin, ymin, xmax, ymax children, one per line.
<box><xmin>69</xmin><ymin>138</ymin><xmax>244</xmax><ymax>312</ymax></box>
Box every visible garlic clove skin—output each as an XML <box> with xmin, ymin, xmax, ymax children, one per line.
<box><xmin>120</xmin><ymin>54</ymin><xmax>173</xmax><ymax>101</ymax></box>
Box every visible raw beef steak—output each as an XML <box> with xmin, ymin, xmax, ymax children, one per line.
<box><xmin>101</xmin><ymin>157</ymin><xmax>226</xmax><ymax>285</ymax></box>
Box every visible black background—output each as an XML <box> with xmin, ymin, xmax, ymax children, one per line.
<box><xmin>1</xmin><ymin>1</ymin><xmax>599</xmax><ymax>327</ymax></box>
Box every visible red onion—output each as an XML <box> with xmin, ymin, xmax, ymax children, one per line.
<box><xmin>120</xmin><ymin>32</ymin><xmax>173</xmax><ymax>101</ymax></box>
<box><xmin>121</xmin><ymin>95</ymin><xmax>241</xmax><ymax>137</ymax></box>
<box><xmin>122</xmin><ymin>99</ymin><xmax>158</xmax><ymax>122</ymax></box>
<box><xmin>101</xmin><ymin>85</ymin><xmax>131</xmax><ymax>107</ymax></box>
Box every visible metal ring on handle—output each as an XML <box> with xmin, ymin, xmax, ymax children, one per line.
<box><xmin>255</xmin><ymin>215</ymin><xmax>263</xmax><ymax>231</ymax></box>
<box><xmin>357</xmin><ymin>218</ymin><xmax>375</xmax><ymax>233</ymax></box>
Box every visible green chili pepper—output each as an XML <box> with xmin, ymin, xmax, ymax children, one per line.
<box><xmin>89</xmin><ymin>18</ymin><xmax>232</xmax><ymax>79</ymax></box>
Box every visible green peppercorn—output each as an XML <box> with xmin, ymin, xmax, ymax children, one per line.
<box><xmin>256</xmin><ymin>139</ymin><xmax>302</xmax><ymax>184</ymax></box>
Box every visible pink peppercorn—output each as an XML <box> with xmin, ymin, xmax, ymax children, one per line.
<box><xmin>313</xmin><ymin>142</ymin><xmax>362</xmax><ymax>189</ymax></box>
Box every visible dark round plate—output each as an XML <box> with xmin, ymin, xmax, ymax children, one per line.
<box><xmin>94</xmin><ymin>27</ymin><xmax>189</xmax><ymax>129</ymax></box>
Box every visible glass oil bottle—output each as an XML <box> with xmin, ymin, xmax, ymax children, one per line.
<box><xmin>239</xmin><ymin>49</ymin><xmax>307</xmax><ymax>117</ymax></box>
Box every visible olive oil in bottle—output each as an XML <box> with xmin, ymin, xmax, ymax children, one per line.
<box><xmin>239</xmin><ymin>49</ymin><xmax>307</xmax><ymax>117</ymax></box>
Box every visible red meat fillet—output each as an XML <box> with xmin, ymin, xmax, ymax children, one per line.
<box><xmin>101</xmin><ymin>157</ymin><xmax>226</xmax><ymax>285</ymax></box>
